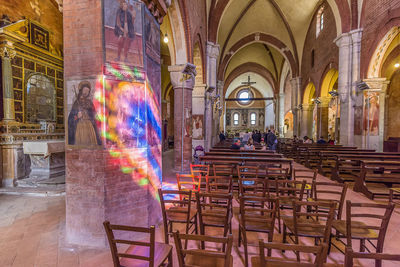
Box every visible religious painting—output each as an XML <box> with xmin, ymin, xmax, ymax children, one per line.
<box><xmin>66</xmin><ymin>79</ymin><xmax>102</xmax><ymax>146</ymax></box>
<box><xmin>328</xmin><ymin>98</ymin><xmax>339</xmax><ymax>139</ymax></box>
<box><xmin>185</xmin><ymin>108</ymin><xmax>192</xmax><ymax>137</ymax></box>
<box><xmin>103</xmin><ymin>0</ymin><xmax>143</xmax><ymax>67</ymax></box>
<box><xmin>363</xmin><ymin>91</ymin><xmax>379</xmax><ymax>136</ymax></box>
<box><xmin>192</xmin><ymin>115</ymin><xmax>204</xmax><ymax>140</ymax></box>
<box><xmin>312</xmin><ymin>105</ymin><xmax>318</xmax><ymax>141</ymax></box>
<box><xmin>354</xmin><ymin>106</ymin><xmax>363</xmax><ymax>135</ymax></box>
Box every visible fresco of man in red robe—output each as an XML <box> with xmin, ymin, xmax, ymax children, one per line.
<box><xmin>114</xmin><ymin>0</ymin><xmax>136</xmax><ymax>62</ymax></box>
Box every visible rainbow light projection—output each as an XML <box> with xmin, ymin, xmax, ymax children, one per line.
<box><xmin>94</xmin><ymin>62</ymin><xmax>164</xmax><ymax>201</ymax></box>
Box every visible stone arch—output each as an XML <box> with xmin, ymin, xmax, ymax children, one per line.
<box><xmin>320</xmin><ymin>68</ymin><xmax>338</xmax><ymax>98</ymax></box>
<box><xmin>218</xmin><ymin>33</ymin><xmax>298</xmax><ymax>80</ymax></box>
<box><xmin>320</xmin><ymin>68</ymin><xmax>339</xmax><ymax>140</ymax></box>
<box><xmin>192</xmin><ymin>35</ymin><xmax>206</xmax><ymax>84</ymax></box>
<box><xmin>166</xmin><ymin>0</ymin><xmax>188</xmax><ymax>64</ymax></box>
<box><xmin>303</xmin><ymin>82</ymin><xmax>316</xmax><ymax>104</ymax></box>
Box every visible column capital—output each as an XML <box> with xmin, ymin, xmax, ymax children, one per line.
<box><xmin>0</xmin><ymin>46</ymin><xmax>16</xmax><ymax>59</ymax></box>
<box><xmin>334</xmin><ymin>32</ymin><xmax>352</xmax><ymax>48</ymax></box>
<box><xmin>363</xmin><ymin>78</ymin><xmax>390</xmax><ymax>92</ymax></box>
<box><xmin>206</xmin><ymin>42</ymin><xmax>220</xmax><ymax>59</ymax></box>
<box><xmin>168</xmin><ymin>64</ymin><xmax>197</xmax><ymax>89</ymax></box>
<box><xmin>350</xmin><ymin>28</ymin><xmax>363</xmax><ymax>44</ymax></box>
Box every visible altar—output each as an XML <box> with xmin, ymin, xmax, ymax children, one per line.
<box><xmin>23</xmin><ymin>140</ymin><xmax>65</xmax><ymax>180</ymax></box>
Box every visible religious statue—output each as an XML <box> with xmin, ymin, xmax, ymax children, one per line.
<box><xmin>68</xmin><ymin>81</ymin><xmax>102</xmax><ymax>145</ymax></box>
<box><xmin>114</xmin><ymin>0</ymin><xmax>136</xmax><ymax>62</ymax></box>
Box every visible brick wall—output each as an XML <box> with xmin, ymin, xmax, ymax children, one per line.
<box><xmin>360</xmin><ymin>0</ymin><xmax>400</xmax><ymax>78</ymax></box>
<box><xmin>300</xmin><ymin>4</ymin><xmax>338</xmax><ymax>99</ymax></box>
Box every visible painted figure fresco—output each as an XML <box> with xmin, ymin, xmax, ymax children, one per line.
<box><xmin>104</xmin><ymin>0</ymin><xmax>142</xmax><ymax>66</ymax></box>
<box><xmin>114</xmin><ymin>0</ymin><xmax>136</xmax><ymax>62</ymax></box>
<box><xmin>192</xmin><ymin>115</ymin><xmax>203</xmax><ymax>140</ymax></box>
<box><xmin>363</xmin><ymin>92</ymin><xmax>379</xmax><ymax>136</ymax></box>
<box><xmin>68</xmin><ymin>81</ymin><xmax>101</xmax><ymax>145</ymax></box>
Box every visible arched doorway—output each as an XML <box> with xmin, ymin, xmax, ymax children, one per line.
<box><xmin>320</xmin><ymin>69</ymin><xmax>339</xmax><ymax>141</ymax></box>
<box><xmin>301</xmin><ymin>82</ymin><xmax>316</xmax><ymax>140</ymax></box>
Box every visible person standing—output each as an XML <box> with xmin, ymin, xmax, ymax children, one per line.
<box><xmin>114</xmin><ymin>1</ymin><xmax>136</xmax><ymax>62</ymax></box>
<box><xmin>219</xmin><ymin>131</ymin><xmax>226</xmax><ymax>142</ymax></box>
<box><xmin>267</xmin><ymin>129</ymin><xmax>277</xmax><ymax>150</ymax></box>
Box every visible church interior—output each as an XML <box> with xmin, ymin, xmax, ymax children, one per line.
<box><xmin>1</xmin><ymin>0</ymin><xmax>400</xmax><ymax>266</ymax></box>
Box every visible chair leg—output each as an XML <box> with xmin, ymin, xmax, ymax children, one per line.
<box><xmin>167</xmin><ymin>250</ymin><xmax>173</xmax><ymax>267</ymax></box>
<box><xmin>238</xmin><ymin>226</ymin><xmax>242</xmax><ymax>247</ymax></box>
<box><xmin>243</xmin><ymin>232</ymin><xmax>249</xmax><ymax>267</ymax></box>
<box><xmin>164</xmin><ymin>221</ymin><xmax>169</xmax><ymax>244</ymax></box>
<box><xmin>277</xmin><ymin>208</ymin><xmax>281</xmax><ymax>233</ymax></box>
<box><xmin>360</xmin><ymin>239</ymin><xmax>366</xmax><ymax>252</ymax></box>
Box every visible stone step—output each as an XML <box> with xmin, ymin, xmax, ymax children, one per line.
<box><xmin>16</xmin><ymin>175</ymin><xmax>65</xmax><ymax>188</ymax></box>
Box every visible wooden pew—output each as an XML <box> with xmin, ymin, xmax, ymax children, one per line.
<box><xmin>354</xmin><ymin>161</ymin><xmax>400</xmax><ymax>199</ymax></box>
<box><xmin>330</xmin><ymin>154</ymin><xmax>400</xmax><ymax>183</ymax></box>
<box><xmin>209</xmin><ymin>148</ymin><xmax>276</xmax><ymax>153</ymax></box>
<box><xmin>199</xmin><ymin>155</ymin><xmax>293</xmax><ymax>178</ymax></box>
<box><xmin>204</xmin><ymin>151</ymin><xmax>283</xmax><ymax>158</ymax></box>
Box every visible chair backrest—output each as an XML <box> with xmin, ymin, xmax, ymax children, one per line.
<box><xmin>311</xmin><ymin>181</ymin><xmax>347</xmax><ymax>220</ymax></box>
<box><xmin>196</xmin><ymin>191</ymin><xmax>232</xmax><ymax>227</ymax></box>
<box><xmin>173</xmin><ymin>231</ymin><xmax>233</xmax><ymax>267</ymax></box>
<box><xmin>190</xmin><ymin>164</ymin><xmax>210</xmax><ymax>177</ymax></box>
<box><xmin>176</xmin><ymin>173</ymin><xmax>202</xmax><ymax>192</ymax></box>
<box><xmin>206</xmin><ymin>175</ymin><xmax>233</xmax><ymax>193</ymax></box>
<box><xmin>213</xmin><ymin>164</ymin><xmax>235</xmax><ymax>177</ymax></box>
<box><xmin>344</xmin><ymin>247</ymin><xmax>400</xmax><ymax>267</ymax></box>
<box><xmin>237</xmin><ymin>165</ymin><xmax>260</xmax><ymax>179</ymax></box>
<box><xmin>293</xmin><ymin>168</ymin><xmax>317</xmax><ymax>184</ymax></box>
<box><xmin>239</xmin><ymin>196</ymin><xmax>277</xmax><ymax>234</ymax></box>
<box><xmin>238</xmin><ymin>176</ymin><xmax>271</xmax><ymax>198</ymax></box>
<box><xmin>158</xmin><ymin>189</ymin><xmax>193</xmax><ymax>224</ymax></box>
<box><xmin>103</xmin><ymin>221</ymin><xmax>156</xmax><ymax>267</ymax></box>
<box><xmin>275</xmin><ymin>179</ymin><xmax>306</xmax><ymax>202</ymax></box>
<box><xmin>265</xmin><ymin>167</ymin><xmax>289</xmax><ymax>180</ymax></box>
<box><xmin>258</xmin><ymin>240</ymin><xmax>328</xmax><ymax>267</ymax></box>
<box><xmin>292</xmin><ymin>200</ymin><xmax>336</xmax><ymax>243</ymax></box>
<box><xmin>345</xmin><ymin>200</ymin><xmax>395</xmax><ymax>252</ymax></box>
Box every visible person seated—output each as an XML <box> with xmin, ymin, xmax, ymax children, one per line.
<box><xmin>303</xmin><ymin>136</ymin><xmax>312</xmax><ymax>144</ymax></box>
<box><xmin>293</xmin><ymin>135</ymin><xmax>299</xmax><ymax>142</ymax></box>
<box><xmin>244</xmin><ymin>139</ymin><xmax>255</xmax><ymax>150</ymax></box>
<box><xmin>328</xmin><ymin>138</ymin><xmax>335</xmax><ymax>145</ymax></box>
<box><xmin>219</xmin><ymin>131</ymin><xmax>226</xmax><ymax>142</ymax></box>
<box><xmin>260</xmin><ymin>138</ymin><xmax>267</xmax><ymax>150</ymax></box>
<box><xmin>317</xmin><ymin>136</ymin><xmax>327</xmax><ymax>144</ymax></box>
<box><xmin>231</xmin><ymin>139</ymin><xmax>241</xmax><ymax>149</ymax></box>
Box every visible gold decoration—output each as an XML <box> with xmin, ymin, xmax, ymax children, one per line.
<box><xmin>0</xmin><ymin>46</ymin><xmax>17</xmax><ymax>59</ymax></box>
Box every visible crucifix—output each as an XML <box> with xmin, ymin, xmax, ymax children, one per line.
<box><xmin>241</xmin><ymin>75</ymin><xmax>256</xmax><ymax>89</ymax></box>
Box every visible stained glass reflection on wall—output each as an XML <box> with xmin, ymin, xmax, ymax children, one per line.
<box><xmin>26</xmin><ymin>74</ymin><xmax>56</xmax><ymax>123</ymax></box>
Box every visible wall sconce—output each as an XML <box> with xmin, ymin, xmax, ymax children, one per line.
<box><xmin>163</xmin><ymin>33</ymin><xmax>169</xmax><ymax>43</ymax></box>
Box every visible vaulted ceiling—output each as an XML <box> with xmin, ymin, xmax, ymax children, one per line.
<box><xmin>208</xmin><ymin>0</ymin><xmax>344</xmax><ymax>95</ymax></box>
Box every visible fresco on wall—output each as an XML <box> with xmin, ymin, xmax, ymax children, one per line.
<box><xmin>363</xmin><ymin>92</ymin><xmax>379</xmax><ymax>136</ymax></box>
<box><xmin>192</xmin><ymin>115</ymin><xmax>204</xmax><ymax>140</ymax></box>
<box><xmin>354</xmin><ymin>106</ymin><xmax>363</xmax><ymax>135</ymax></box>
<box><xmin>103</xmin><ymin>0</ymin><xmax>143</xmax><ymax>67</ymax></box>
<box><xmin>67</xmin><ymin>79</ymin><xmax>102</xmax><ymax>146</ymax></box>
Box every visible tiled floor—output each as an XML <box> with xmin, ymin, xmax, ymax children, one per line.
<box><xmin>0</xmin><ymin>153</ymin><xmax>399</xmax><ymax>266</ymax></box>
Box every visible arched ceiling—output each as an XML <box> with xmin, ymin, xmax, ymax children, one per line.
<box><xmin>208</xmin><ymin>0</ymin><xmax>348</xmax><ymax>87</ymax></box>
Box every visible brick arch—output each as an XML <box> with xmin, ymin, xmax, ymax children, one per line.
<box><xmin>381</xmin><ymin>45</ymin><xmax>400</xmax><ymax>78</ymax></box>
<box><xmin>217</xmin><ymin>33</ymin><xmax>298</xmax><ymax>81</ymax></box>
<box><xmin>361</xmin><ymin>7</ymin><xmax>400</xmax><ymax>78</ymax></box>
<box><xmin>333</xmin><ymin>0</ymin><xmax>351</xmax><ymax>33</ymax></box>
<box><xmin>318</xmin><ymin>62</ymin><xmax>339</xmax><ymax>96</ymax></box>
<box><xmin>223</xmin><ymin>62</ymin><xmax>278</xmax><ymax>96</ymax></box>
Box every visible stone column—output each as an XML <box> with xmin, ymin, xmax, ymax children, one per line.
<box><xmin>290</xmin><ymin>77</ymin><xmax>302</xmax><ymax>136</ymax></box>
<box><xmin>169</xmin><ymin>64</ymin><xmax>197</xmax><ymax>172</ymax></box>
<box><xmin>0</xmin><ymin>45</ymin><xmax>16</xmax><ymax>122</ymax></box>
<box><xmin>277</xmin><ymin>93</ymin><xmax>285</xmax><ymax>137</ymax></box>
<box><xmin>205</xmin><ymin>42</ymin><xmax>219</xmax><ymax>151</ymax></box>
<box><xmin>213</xmin><ymin>80</ymin><xmax>224</xmax><ymax>146</ymax></box>
<box><xmin>364</xmin><ymin>78</ymin><xmax>389</xmax><ymax>151</ymax></box>
<box><xmin>300</xmin><ymin>104</ymin><xmax>314</xmax><ymax>138</ymax></box>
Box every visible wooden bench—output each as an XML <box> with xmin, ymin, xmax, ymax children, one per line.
<box><xmin>354</xmin><ymin>160</ymin><xmax>400</xmax><ymax>199</ymax></box>
<box><xmin>205</xmin><ymin>151</ymin><xmax>283</xmax><ymax>158</ymax></box>
<box><xmin>330</xmin><ymin>154</ymin><xmax>400</xmax><ymax>183</ymax></box>
<box><xmin>209</xmin><ymin>148</ymin><xmax>275</xmax><ymax>153</ymax></box>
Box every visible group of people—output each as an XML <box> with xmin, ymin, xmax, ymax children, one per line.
<box><xmin>222</xmin><ymin>128</ymin><xmax>278</xmax><ymax>151</ymax></box>
<box><xmin>293</xmin><ymin>135</ymin><xmax>335</xmax><ymax>145</ymax></box>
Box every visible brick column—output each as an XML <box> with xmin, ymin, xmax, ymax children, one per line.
<box><xmin>64</xmin><ymin>0</ymin><xmax>165</xmax><ymax>247</ymax></box>
<box><xmin>169</xmin><ymin>64</ymin><xmax>196</xmax><ymax>172</ymax></box>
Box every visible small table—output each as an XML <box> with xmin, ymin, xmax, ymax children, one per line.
<box><xmin>23</xmin><ymin>140</ymin><xmax>65</xmax><ymax>179</ymax></box>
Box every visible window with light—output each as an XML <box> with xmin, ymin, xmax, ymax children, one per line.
<box><xmin>250</xmin><ymin>113</ymin><xmax>256</xmax><ymax>125</ymax></box>
<box><xmin>316</xmin><ymin>6</ymin><xmax>325</xmax><ymax>37</ymax></box>
<box><xmin>233</xmin><ymin>113</ymin><xmax>239</xmax><ymax>125</ymax></box>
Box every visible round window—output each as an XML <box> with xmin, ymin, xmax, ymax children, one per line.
<box><xmin>237</xmin><ymin>89</ymin><xmax>253</xmax><ymax>105</ymax></box>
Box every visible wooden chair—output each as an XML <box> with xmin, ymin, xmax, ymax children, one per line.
<box><xmin>344</xmin><ymin>246</ymin><xmax>400</xmax><ymax>267</ymax></box>
<box><xmin>103</xmin><ymin>221</ymin><xmax>172</xmax><ymax>267</ymax></box>
<box><xmin>237</xmin><ymin>165</ymin><xmax>260</xmax><ymax>179</ymax></box>
<box><xmin>238</xmin><ymin>176</ymin><xmax>272</xmax><ymax>199</ymax></box>
<box><xmin>282</xmin><ymin>201</ymin><xmax>335</xmax><ymax>250</ymax></box>
<box><xmin>206</xmin><ymin>175</ymin><xmax>233</xmax><ymax>193</ymax></box>
<box><xmin>212</xmin><ymin>164</ymin><xmax>235</xmax><ymax>177</ymax></box>
<box><xmin>158</xmin><ymin>189</ymin><xmax>198</xmax><ymax>245</ymax></box>
<box><xmin>239</xmin><ymin>196</ymin><xmax>277</xmax><ymax>267</ymax></box>
<box><xmin>191</xmin><ymin>164</ymin><xmax>210</xmax><ymax>191</ymax></box>
<box><xmin>310</xmin><ymin>181</ymin><xmax>348</xmax><ymax>221</ymax></box>
<box><xmin>265</xmin><ymin>167</ymin><xmax>289</xmax><ymax>181</ymax></box>
<box><xmin>172</xmin><ymin>231</ymin><xmax>233</xmax><ymax>267</ymax></box>
<box><xmin>176</xmin><ymin>173</ymin><xmax>202</xmax><ymax>193</ymax></box>
<box><xmin>293</xmin><ymin>169</ymin><xmax>317</xmax><ymax>197</ymax></box>
<box><xmin>331</xmin><ymin>201</ymin><xmax>394</xmax><ymax>257</ymax></box>
<box><xmin>251</xmin><ymin>240</ymin><xmax>328</xmax><ymax>267</ymax></box>
<box><xmin>195</xmin><ymin>191</ymin><xmax>233</xmax><ymax>246</ymax></box>
<box><xmin>389</xmin><ymin>187</ymin><xmax>400</xmax><ymax>204</ymax></box>
<box><xmin>275</xmin><ymin>179</ymin><xmax>306</xmax><ymax>233</ymax></box>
